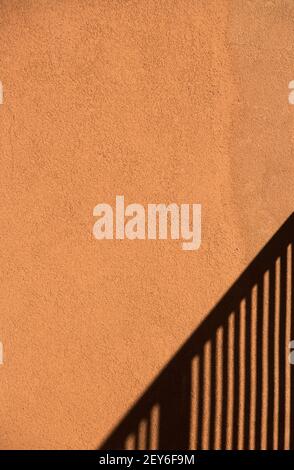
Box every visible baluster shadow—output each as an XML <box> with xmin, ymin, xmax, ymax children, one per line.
<box><xmin>100</xmin><ymin>213</ymin><xmax>294</xmax><ymax>450</ymax></box>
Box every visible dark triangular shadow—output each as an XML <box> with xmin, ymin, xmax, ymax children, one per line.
<box><xmin>100</xmin><ymin>214</ymin><xmax>294</xmax><ymax>450</ymax></box>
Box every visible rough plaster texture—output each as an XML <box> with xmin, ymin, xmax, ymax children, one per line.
<box><xmin>0</xmin><ymin>0</ymin><xmax>293</xmax><ymax>449</ymax></box>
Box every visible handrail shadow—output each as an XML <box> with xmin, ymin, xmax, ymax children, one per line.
<box><xmin>100</xmin><ymin>213</ymin><xmax>294</xmax><ymax>450</ymax></box>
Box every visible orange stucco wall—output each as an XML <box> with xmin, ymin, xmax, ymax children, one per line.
<box><xmin>0</xmin><ymin>0</ymin><xmax>293</xmax><ymax>449</ymax></box>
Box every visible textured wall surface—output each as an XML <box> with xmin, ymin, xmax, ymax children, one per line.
<box><xmin>0</xmin><ymin>0</ymin><xmax>293</xmax><ymax>449</ymax></box>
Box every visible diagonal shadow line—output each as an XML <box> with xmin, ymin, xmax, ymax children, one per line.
<box><xmin>100</xmin><ymin>213</ymin><xmax>294</xmax><ymax>450</ymax></box>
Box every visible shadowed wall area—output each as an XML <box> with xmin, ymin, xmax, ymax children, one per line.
<box><xmin>100</xmin><ymin>214</ymin><xmax>294</xmax><ymax>450</ymax></box>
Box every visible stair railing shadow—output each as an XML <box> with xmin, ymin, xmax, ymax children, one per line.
<box><xmin>100</xmin><ymin>213</ymin><xmax>294</xmax><ymax>450</ymax></box>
